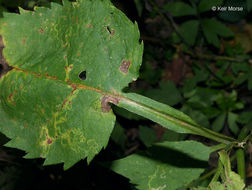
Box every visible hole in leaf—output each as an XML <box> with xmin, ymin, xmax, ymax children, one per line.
<box><xmin>106</xmin><ymin>26</ymin><xmax>112</xmax><ymax>34</ymax></box>
<box><xmin>78</xmin><ymin>70</ymin><xmax>86</xmax><ymax>80</ymax></box>
<box><xmin>0</xmin><ymin>64</ymin><xmax>3</xmax><ymax>73</ymax></box>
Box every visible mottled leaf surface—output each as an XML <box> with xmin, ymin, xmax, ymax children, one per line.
<box><xmin>110</xmin><ymin>141</ymin><xmax>212</xmax><ymax>190</ymax></box>
<box><xmin>0</xmin><ymin>0</ymin><xmax>143</xmax><ymax>169</ymax></box>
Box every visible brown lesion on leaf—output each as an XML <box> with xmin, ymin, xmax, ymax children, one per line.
<box><xmin>39</xmin><ymin>28</ymin><xmax>44</xmax><ymax>34</ymax></box>
<box><xmin>119</xmin><ymin>60</ymin><xmax>131</xmax><ymax>74</ymax></box>
<box><xmin>101</xmin><ymin>95</ymin><xmax>119</xmax><ymax>113</ymax></box>
<box><xmin>8</xmin><ymin>90</ymin><xmax>17</xmax><ymax>105</ymax></box>
<box><xmin>0</xmin><ymin>35</ymin><xmax>12</xmax><ymax>78</ymax></box>
<box><xmin>47</xmin><ymin>138</ymin><xmax>52</xmax><ymax>144</ymax></box>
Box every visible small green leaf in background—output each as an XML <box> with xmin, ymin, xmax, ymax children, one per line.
<box><xmin>227</xmin><ymin>112</ymin><xmax>240</xmax><ymax>135</ymax></box>
<box><xmin>138</xmin><ymin>126</ymin><xmax>157</xmax><ymax>147</ymax></box>
<box><xmin>198</xmin><ymin>0</ymin><xmax>223</xmax><ymax>13</ymax></box>
<box><xmin>186</xmin><ymin>88</ymin><xmax>219</xmax><ymax>109</ymax></box>
<box><xmin>248</xmin><ymin>0</ymin><xmax>252</xmax><ymax>11</ymax></box>
<box><xmin>234</xmin><ymin>73</ymin><xmax>248</xmax><ymax>86</ymax></box>
<box><xmin>145</xmin><ymin>80</ymin><xmax>182</xmax><ymax>106</ymax></box>
<box><xmin>0</xmin><ymin>5</ymin><xmax>6</xmax><ymax>17</ymax></box>
<box><xmin>212</xmin><ymin>113</ymin><xmax>226</xmax><ymax>132</ymax></box>
<box><xmin>181</xmin><ymin>105</ymin><xmax>210</xmax><ymax>128</ymax></box>
<box><xmin>163</xmin><ymin>2</ymin><xmax>196</xmax><ymax>17</ymax></box>
<box><xmin>139</xmin><ymin>62</ymin><xmax>162</xmax><ymax>85</ymax></box>
<box><xmin>231</xmin><ymin>62</ymin><xmax>250</xmax><ymax>75</ymax></box>
<box><xmin>110</xmin><ymin>141</ymin><xmax>212</xmax><ymax>190</ymax></box>
<box><xmin>161</xmin><ymin>129</ymin><xmax>186</xmax><ymax>142</ymax></box>
<box><xmin>202</xmin><ymin>19</ymin><xmax>234</xmax><ymax>47</ymax></box>
<box><xmin>111</xmin><ymin>123</ymin><xmax>126</xmax><ymax>150</ymax></box>
<box><xmin>248</xmin><ymin>72</ymin><xmax>252</xmax><ymax>90</ymax></box>
<box><xmin>139</xmin><ymin>126</ymin><xmax>186</xmax><ymax>147</ymax></box>
<box><xmin>179</xmin><ymin>20</ymin><xmax>199</xmax><ymax>46</ymax></box>
<box><xmin>237</xmin><ymin>111</ymin><xmax>252</xmax><ymax>124</ymax></box>
<box><xmin>134</xmin><ymin>0</ymin><xmax>144</xmax><ymax>17</ymax></box>
<box><xmin>216</xmin><ymin>91</ymin><xmax>244</xmax><ymax>112</ymax></box>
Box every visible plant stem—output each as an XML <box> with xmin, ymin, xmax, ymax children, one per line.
<box><xmin>236</xmin><ymin>149</ymin><xmax>245</xmax><ymax>181</ymax></box>
<box><xmin>235</xmin><ymin>125</ymin><xmax>251</xmax><ymax>181</ymax></box>
<box><xmin>186</xmin><ymin>50</ymin><xmax>246</xmax><ymax>62</ymax></box>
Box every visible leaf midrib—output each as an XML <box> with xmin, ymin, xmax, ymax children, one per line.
<box><xmin>5</xmin><ymin>66</ymin><xmax>236</xmax><ymax>145</ymax></box>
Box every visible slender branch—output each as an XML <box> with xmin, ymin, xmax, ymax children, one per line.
<box><xmin>141</xmin><ymin>35</ymin><xmax>248</xmax><ymax>63</ymax></box>
<box><xmin>186</xmin><ymin>50</ymin><xmax>247</xmax><ymax>62</ymax></box>
<box><xmin>148</xmin><ymin>0</ymin><xmax>193</xmax><ymax>51</ymax></box>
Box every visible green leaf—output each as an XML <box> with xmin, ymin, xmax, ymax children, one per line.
<box><xmin>202</xmin><ymin>19</ymin><xmax>234</xmax><ymax>47</ymax></box>
<box><xmin>198</xmin><ymin>0</ymin><xmax>223</xmax><ymax>13</ymax></box>
<box><xmin>237</xmin><ymin>111</ymin><xmax>252</xmax><ymax>124</ymax></box>
<box><xmin>227</xmin><ymin>112</ymin><xmax>240</xmax><ymax>135</ymax></box>
<box><xmin>248</xmin><ymin>0</ymin><xmax>252</xmax><ymax>11</ymax></box>
<box><xmin>186</xmin><ymin>88</ymin><xmax>219</xmax><ymax>109</ymax></box>
<box><xmin>0</xmin><ymin>0</ymin><xmax>143</xmax><ymax>169</ymax></box>
<box><xmin>212</xmin><ymin>113</ymin><xmax>226</xmax><ymax>132</ymax></box>
<box><xmin>0</xmin><ymin>5</ymin><xmax>6</xmax><ymax>18</ymax></box>
<box><xmin>134</xmin><ymin>0</ymin><xmax>144</xmax><ymax>17</ymax></box>
<box><xmin>178</xmin><ymin>20</ymin><xmax>199</xmax><ymax>46</ymax></box>
<box><xmin>231</xmin><ymin>62</ymin><xmax>250</xmax><ymax>75</ymax></box>
<box><xmin>163</xmin><ymin>2</ymin><xmax>196</xmax><ymax>17</ymax></box>
<box><xmin>111</xmin><ymin>122</ymin><xmax>126</xmax><ymax>149</ymax></box>
<box><xmin>234</xmin><ymin>73</ymin><xmax>248</xmax><ymax>86</ymax></box>
<box><xmin>139</xmin><ymin>126</ymin><xmax>186</xmax><ymax>147</ymax></box>
<box><xmin>181</xmin><ymin>105</ymin><xmax>210</xmax><ymax>128</ymax></box>
<box><xmin>145</xmin><ymin>80</ymin><xmax>182</xmax><ymax>106</ymax></box>
<box><xmin>110</xmin><ymin>141</ymin><xmax>212</xmax><ymax>190</ymax></box>
<box><xmin>139</xmin><ymin>126</ymin><xmax>157</xmax><ymax>147</ymax></box>
<box><xmin>248</xmin><ymin>72</ymin><xmax>252</xmax><ymax>90</ymax></box>
<box><xmin>161</xmin><ymin>129</ymin><xmax>186</xmax><ymax>142</ymax></box>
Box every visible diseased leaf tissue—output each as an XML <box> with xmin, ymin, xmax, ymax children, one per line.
<box><xmin>0</xmin><ymin>0</ymin><xmax>143</xmax><ymax>169</ymax></box>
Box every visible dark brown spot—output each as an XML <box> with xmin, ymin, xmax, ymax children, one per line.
<box><xmin>39</xmin><ymin>28</ymin><xmax>43</xmax><ymax>34</ymax></box>
<box><xmin>71</xmin><ymin>84</ymin><xmax>77</xmax><ymax>90</ymax></box>
<box><xmin>101</xmin><ymin>95</ymin><xmax>119</xmax><ymax>113</ymax></box>
<box><xmin>120</xmin><ymin>60</ymin><xmax>131</xmax><ymax>74</ymax></box>
<box><xmin>8</xmin><ymin>94</ymin><xmax>13</xmax><ymax>102</ymax></box>
<box><xmin>47</xmin><ymin>138</ymin><xmax>52</xmax><ymax>144</ymax></box>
